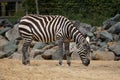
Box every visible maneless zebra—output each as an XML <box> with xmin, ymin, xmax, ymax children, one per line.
<box><xmin>18</xmin><ymin>14</ymin><xmax>91</xmax><ymax>66</ymax></box>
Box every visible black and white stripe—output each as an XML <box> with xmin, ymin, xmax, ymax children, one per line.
<box><xmin>18</xmin><ymin>14</ymin><xmax>90</xmax><ymax>66</ymax></box>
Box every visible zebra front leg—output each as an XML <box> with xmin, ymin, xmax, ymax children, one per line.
<box><xmin>22</xmin><ymin>42</ymin><xmax>31</xmax><ymax>65</ymax></box>
<box><xmin>57</xmin><ymin>39</ymin><xmax>64</xmax><ymax>66</ymax></box>
<box><xmin>64</xmin><ymin>42</ymin><xmax>71</xmax><ymax>66</ymax></box>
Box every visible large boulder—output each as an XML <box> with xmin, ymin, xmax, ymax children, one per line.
<box><xmin>107</xmin><ymin>22</ymin><xmax>120</xmax><ymax>34</ymax></box>
<box><xmin>33</xmin><ymin>42</ymin><xmax>47</xmax><ymax>49</ymax></box>
<box><xmin>0</xmin><ymin>27</ymin><xmax>11</xmax><ymax>35</ymax></box>
<box><xmin>0</xmin><ymin>19</ymin><xmax>12</xmax><ymax>36</ymax></box>
<box><xmin>0</xmin><ymin>19</ymin><xmax>13</xmax><ymax>28</ymax></box>
<box><xmin>0</xmin><ymin>51</ymin><xmax>5</xmax><ymax>58</ymax></box>
<box><xmin>10</xmin><ymin>52</ymin><xmax>22</xmax><ymax>60</ymax></box>
<box><xmin>5</xmin><ymin>24</ymin><xmax>20</xmax><ymax>41</ymax></box>
<box><xmin>0</xmin><ymin>35</ymin><xmax>8</xmax><ymax>50</ymax></box>
<box><xmin>108</xmin><ymin>41</ymin><xmax>120</xmax><ymax>60</ymax></box>
<box><xmin>102</xmin><ymin>14</ymin><xmax>120</xmax><ymax>30</ymax></box>
<box><xmin>100</xmin><ymin>31</ymin><xmax>113</xmax><ymax>42</ymax></box>
<box><xmin>0</xmin><ymin>40</ymin><xmax>18</xmax><ymax>58</ymax></box>
<box><xmin>43</xmin><ymin>46</ymin><xmax>58</xmax><ymax>60</ymax></box>
<box><xmin>91</xmin><ymin>51</ymin><xmax>115</xmax><ymax>60</ymax></box>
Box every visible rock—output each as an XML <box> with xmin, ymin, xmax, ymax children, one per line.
<box><xmin>114</xmin><ymin>56</ymin><xmax>120</xmax><ymax>61</ymax></box>
<box><xmin>34</xmin><ymin>55</ymin><xmax>44</xmax><ymax>60</ymax></box>
<box><xmin>0</xmin><ymin>35</ymin><xmax>8</xmax><ymax>50</ymax></box>
<box><xmin>87</xmin><ymin>32</ymin><xmax>94</xmax><ymax>38</ymax></box>
<box><xmin>91</xmin><ymin>51</ymin><xmax>115</xmax><ymax>60</ymax></box>
<box><xmin>103</xmin><ymin>19</ymin><xmax>116</xmax><ymax>30</ymax></box>
<box><xmin>0</xmin><ymin>27</ymin><xmax>11</xmax><ymax>35</ymax></box>
<box><xmin>107</xmin><ymin>22</ymin><xmax>120</xmax><ymax>34</ymax></box>
<box><xmin>42</xmin><ymin>46</ymin><xmax>58</xmax><ymax>60</ymax></box>
<box><xmin>1</xmin><ymin>40</ymin><xmax>18</xmax><ymax>58</ymax></box>
<box><xmin>108</xmin><ymin>42</ymin><xmax>120</xmax><ymax>56</ymax></box>
<box><xmin>102</xmin><ymin>14</ymin><xmax>120</xmax><ymax>30</ymax></box>
<box><xmin>98</xmin><ymin>45</ymin><xmax>108</xmax><ymax>51</ymax></box>
<box><xmin>90</xmin><ymin>44</ymin><xmax>99</xmax><ymax>51</ymax></box>
<box><xmin>110</xmin><ymin>14</ymin><xmax>120</xmax><ymax>21</ymax></box>
<box><xmin>107</xmin><ymin>41</ymin><xmax>120</xmax><ymax>61</ymax></box>
<box><xmin>112</xmin><ymin>34</ymin><xmax>120</xmax><ymax>41</ymax></box>
<box><xmin>97</xmin><ymin>41</ymin><xmax>107</xmax><ymax>47</ymax></box>
<box><xmin>79</xmin><ymin>27</ymin><xmax>88</xmax><ymax>36</ymax></box>
<box><xmin>100</xmin><ymin>31</ymin><xmax>113</xmax><ymax>42</ymax></box>
<box><xmin>0</xmin><ymin>51</ymin><xmax>5</xmax><ymax>58</ymax></box>
<box><xmin>0</xmin><ymin>19</ymin><xmax>13</xmax><ymax>28</ymax></box>
<box><xmin>33</xmin><ymin>42</ymin><xmax>47</xmax><ymax>49</ymax></box>
<box><xmin>5</xmin><ymin>24</ymin><xmax>20</xmax><ymax>41</ymax></box>
<box><xmin>71</xmin><ymin>20</ymin><xmax>80</xmax><ymax>28</ymax></box>
<box><xmin>79</xmin><ymin>23</ymin><xmax>92</xmax><ymax>31</ymax></box>
<box><xmin>10</xmin><ymin>52</ymin><xmax>22</xmax><ymax>60</ymax></box>
<box><xmin>0</xmin><ymin>19</ymin><xmax>12</xmax><ymax>36</ymax></box>
<box><xmin>31</xmin><ymin>49</ymin><xmax>45</xmax><ymax>58</ymax></box>
<box><xmin>90</xmin><ymin>26</ymin><xmax>96</xmax><ymax>33</ymax></box>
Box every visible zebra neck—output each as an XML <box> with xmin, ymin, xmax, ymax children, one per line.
<box><xmin>70</xmin><ymin>27</ymin><xmax>85</xmax><ymax>44</ymax></box>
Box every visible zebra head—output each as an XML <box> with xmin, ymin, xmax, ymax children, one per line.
<box><xmin>76</xmin><ymin>40</ymin><xmax>91</xmax><ymax>66</ymax></box>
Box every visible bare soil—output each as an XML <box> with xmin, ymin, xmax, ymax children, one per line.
<box><xmin>0</xmin><ymin>59</ymin><xmax>120</xmax><ymax>80</ymax></box>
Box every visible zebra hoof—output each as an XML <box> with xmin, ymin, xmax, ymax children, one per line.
<box><xmin>22</xmin><ymin>60</ymin><xmax>30</xmax><ymax>65</ymax></box>
<box><xmin>67</xmin><ymin>62</ymin><xmax>71</xmax><ymax>66</ymax></box>
<box><xmin>82</xmin><ymin>59</ymin><xmax>90</xmax><ymax>66</ymax></box>
<box><xmin>59</xmin><ymin>61</ymin><xmax>62</xmax><ymax>66</ymax></box>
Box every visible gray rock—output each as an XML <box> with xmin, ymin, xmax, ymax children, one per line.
<box><xmin>112</xmin><ymin>34</ymin><xmax>120</xmax><ymax>41</ymax></box>
<box><xmin>111</xmin><ymin>14</ymin><xmax>120</xmax><ymax>21</ymax></box>
<box><xmin>5</xmin><ymin>24</ymin><xmax>20</xmax><ymax>41</ymax></box>
<box><xmin>31</xmin><ymin>49</ymin><xmax>45</xmax><ymax>59</ymax></box>
<box><xmin>97</xmin><ymin>41</ymin><xmax>107</xmax><ymax>47</ymax></box>
<box><xmin>0</xmin><ymin>35</ymin><xmax>8</xmax><ymax>50</ymax></box>
<box><xmin>79</xmin><ymin>23</ymin><xmax>92</xmax><ymax>31</ymax></box>
<box><xmin>108</xmin><ymin>42</ymin><xmax>120</xmax><ymax>56</ymax></box>
<box><xmin>43</xmin><ymin>46</ymin><xmax>58</xmax><ymax>60</ymax></box>
<box><xmin>71</xmin><ymin>20</ymin><xmax>80</xmax><ymax>28</ymax></box>
<box><xmin>0</xmin><ymin>27</ymin><xmax>11</xmax><ymax>35</ymax></box>
<box><xmin>33</xmin><ymin>42</ymin><xmax>47</xmax><ymax>49</ymax></box>
<box><xmin>90</xmin><ymin>44</ymin><xmax>99</xmax><ymax>51</ymax></box>
<box><xmin>98</xmin><ymin>45</ymin><xmax>108</xmax><ymax>51</ymax></box>
<box><xmin>91</xmin><ymin>51</ymin><xmax>115</xmax><ymax>60</ymax></box>
<box><xmin>0</xmin><ymin>19</ymin><xmax>13</xmax><ymax>28</ymax></box>
<box><xmin>108</xmin><ymin>22</ymin><xmax>120</xmax><ymax>34</ymax></box>
<box><xmin>34</xmin><ymin>55</ymin><xmax>44</xmax><ymax>60</ymax></box>
<box><xmin>0</xmin><ymin>51</ymin><xmax>5</xmax><ymax>58</ymax></box>
<box><xmin>103</xmin><ymin>14</ymin><xmax>120</xmax><ymax>30</ymax></box>
<box><xmin>0</xmin><ymin>40</ymin><xmax>18</xmax><ymax>58</ymax></box>
<box><xmin>100</xmin><ymin>31</ymin><xmax>113</xmax><ymax>42</ymax></box>
<box><xmin>10</xmin><ymin>52</ymin><xmax>22</xmax><ymax>60</ymax></box>
<box><xmin>90</xmin><ymin>27</ymin><xmax>96</xmax><ymax>33</ymax></box>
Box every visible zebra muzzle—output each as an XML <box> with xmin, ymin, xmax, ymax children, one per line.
<box><xmin>82</xmin><ymin>58</ymin><xmax>90</xmax><ymax>66</ymax></box>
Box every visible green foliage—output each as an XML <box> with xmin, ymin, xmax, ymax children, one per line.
<box><xmin>21</xmin><ymin>0</ymin><xmax>120</xmax><ymax>26</ymax></box>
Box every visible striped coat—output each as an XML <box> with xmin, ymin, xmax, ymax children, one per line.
<box><xmin>19</xmin><ymin>14</ymin><xmax>90</xmax><ymax>66</ymax></box>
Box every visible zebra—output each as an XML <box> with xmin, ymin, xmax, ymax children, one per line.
<box><xmin>18</xmin><ymin>14</ymin><xmax>91</xmax><ymax>66</ymax></box>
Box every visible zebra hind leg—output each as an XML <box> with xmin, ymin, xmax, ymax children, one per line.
<box><xmin>22</xmin><ymin>41</ymin><xmax>31</xmax><ymax>65</ymax></box>
<box><xmin>64</xmin><ymin>42</ymin><xmax>71</xmax><ymax>66</ymax></box>
<box><xmin>57</xmin><ymin>39</ymin><xmax>64</xmax><ymax>66</ymax></box>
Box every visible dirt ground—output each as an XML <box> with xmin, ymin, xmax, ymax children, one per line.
<box><xmin>0</xmin><ymin>59</ymin><xmax>120</xmax><ymax>80</ymax></box>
